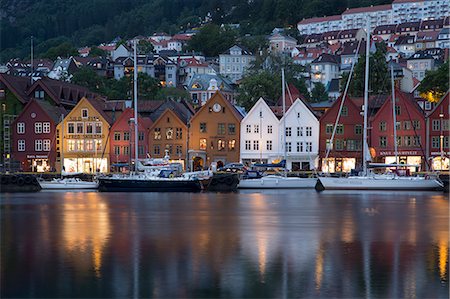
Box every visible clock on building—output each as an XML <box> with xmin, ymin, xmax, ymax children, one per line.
<box><xmin>212</xmin><ymin>103</ymin><xmax>221</xmax><ymax>112</ymax></box>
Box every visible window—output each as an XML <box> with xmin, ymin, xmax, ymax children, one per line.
<box><xmin>432</xmin><ymin>119</ymin><xmax>440</xmax><ymax>131</ymax></box>
<box><xmin>35</xmin><ymin>140</ymin><xmax>43</xmax><ymax>151</ymax></box>
<box><xmin>297</xmin><ymin>127</ymin><xmax>303</xmax><ymax>137</ymax></box>
<box><xmin>174</xmin><ymin>128</ymin><xmax>182</xmax><ymax>139</ymax></box>
<box><xmin>218</xmin><ymin>123</ymin><xmax>226</xmax><ymax>135</ymax></box>
<box><xmin>342</xmin><ymin>106</ymin><xmax>348</xmax><ymax>116</ymax></box>
<box><xmin>267</xmin><ymin>140</ymin><xmax>272</xmax><ymax>151</ymax></box>
<box><xmin>306</xmin><ymin>127</ymin><xmax>312</xmax><ymax>137</ymax></box>
<box><xmin>228</xmin><ymin>139</ymin><xmax>236</xmax><ymax>151</ymax></box>
<box><xmin>200</xmin><ymin>138</ymin><xmax>207</xmax><ymax>150</ymax></box>
<box><xmin>114</xmin><ymin>146</ymin><xmax>120</xmax><ymax>155</ymax></box>
<box><xmin>95</xmin><ymin>123</ymin><xmax>102</xmax><ymax>134</ymax></box>
<box><xmin>444</xmin><ymin>136</ymin><xmax>449</xmax><ymax>149</ymax></box>
<box><xmin>380</xmin><ymin>136</ymin><xmax>387</xmax><ymax>148</ymax></box>
<box><xmin>379</xmin><ymin>121</ymin><xmax>386</xmax><ymax>131</ymax></box>
<box><xmin>442</xmin><ymin>119</ymin><xmax>449</xmax><ymax>131</ymax></box>
<box><xmin>154</xmin><ymin>128</ymin><xmax>161</xmax><ymax>140</ymax></box>
<box><xmin>396</xmin><ymin>121</ymin><xmax>401</xmax><ymax>131</ymax></box>
<box><xmin>76</xmin><ymin>122</ymin><xmax>83</xmax><ymax>134</ymax></box>
<box><xmin>175</xmin><ymin>145</ymin><xmax>182</xmax><ymax>155</ymax></box>
<box><xmin>114</xmin><ymin>132</ymin><xmax>121</xmax><ymax>141</ymax></box>
<box><xmin>286</xmin><ymin>127</ymin><xmax>292</xmax><ymax>137</ymax></box>
<box><xmin>403</xmin><ymin>121</ymin><xmax>411</xmax><ymax>130</ymax></box>
<box><xmin>96</xmin><ymin>140</ymin><xmax>102</xmax><ymax>151</ymax></box>
<box><xmin>154</xmin><ymin>145</ymin><xmax>160</xmax><ymax>155</ymax></box>
<box><xmin>35</xmin><ymin>122</ymin><xmax>42</xmax><ymax>134</ymax></box>
<box><xmin>286</xmin><ymin>142</ymin><xmax>292</xmax><ymax>152</ymax></box>
<box><xmin>17</xmin><ymin>122</ymin><xmax>25</xmax><ymax>134</ymax></box>
<box><xmin>252</xmin><ymin>124</ymin><xmax>259</xmax><ymax>134</ymax></box>
<box><xmin>245</xmin><ymin>140</ymin><xmax>251</xmax><ymax>150</ymax></box>
<box><xmin>432</xmin><ymin>136</ymin><xmax>440</xmax><ymax>148</ymax></box>
<box><xmin>18</xmin><ymin>140</ymin><xmax>25</xmax><ymax>151</ymax></box>
<box><xmin>397</xmin><ymin>136</ymin><xmax>402</xmax><ymax>146</ymax></box>
<box><xmin>228</xmin><ymin>124</ymin><xmax>236</xmax><ymax>135</ymax></box>
<box><xmin>267</xmin><ymin>125</ymin><xmax>273</xmax><ymax>134</ymax></box>
<box><xmin>414</xmin><ymin>136</ymin><xmax>421</xmax><ymax>147</ymax></box>
<box><xmin>200</xmin><ymin>123</ymin><xmax>207</xmax><ymax>133</ymax></box>
<box><xmin>43</xmin><ymin>139</ymin><xmax>51</xmax><ymax>151</ymax></box>
<box><xmin>42</xmin><ymin>122</ymin><xmax>50</xmax><ymax>134</ymax></box>
<box><xmin>347</xmin><ymin>140</ymin><xmax>356</xmax><ymax>151</ymax></box>
<box><xmin>81</xmin><ymin>109</ymin><xmax>88</xmax><ymax>118</ymax></box>
<box><xmin>124</xmin><ymin>132</ymin><xmax>130</xmax><ymax>141</ymax></box>
<box><xmin>354</xmin><ymin>125</ymin><xmax>362</xmax><ymax>135</ymax></box>
<box><xmin>138</xmin><ymin>146</ymin><xmax>145</xmax><ymax>156</ymax></box>
<box><xmin>336</xmin><ymin>124</ymin><xmax>344</xmax><ymax>135</ymax></box>
<box><xmin>246</xmin><ymin>124</ymin><xmax>251</xmax><ymax>133</ymax></box>
<box><xmin>34</xmin><ymin>90</ymin><xmax>44</xmax><ymax>99</ymax></box>
<box><xmin>326</xmin><ymin>124</ymin><xmax>333</xmax><ymax>134</ymax></box>
<box><xmin>306</xmin><ymin>142</ymin><xmax>312</xmax><ymax>152</ymax></box>
<box><xmin>395</xmin><ymin>105</ymin><xmax>401</xmax><ymax>115</ymax></box>
<box><xmin>166</xmin><ymin>128</ymin><xmax>174</xmax><ymax>139</ymax></box>
<box><xmin>253</xmin><ymin>140</ymin><xmax>259</xmax><ymax>150</ymax></box>
<box><xmin>297</xmin><ymin>112</ymin><xmax>300</xmax><ymax>118</ymax></box>
<box><xmin>77</xmin><ymin>140</ymin><xmax>84</xmax><ymax>151</ymax></box>
<box><xmin>86</xmin><ymin>140</ymin><xmax>93</xmax><ymax>151</ymax></box>
<box><xmin>68</xmin><ymin>140</ymin><xmax>75</xmax><ymax>151</ymax></box>
<box><xmin>123</xmin><ymin>146</ymin><xmax>130</xmax><ymax>156</ymax></box>
<box><xmin>86</xmin><ymin>123</ymin><xmax>93</xmax><ymax>134</ymax></box>
<box><xmin>335</xmin><ymin>139</ymin><xmax>344</xmax><ymax>150</ymax></box>
<box><xmin>218</xmin><ymin>139</ymin><xmax>225</xmax><ymax>151</ymax></box>
<box><xmin>297</xmin><ymin>142</ymin><xmax>303</xmax><ymax>152</ymax></box>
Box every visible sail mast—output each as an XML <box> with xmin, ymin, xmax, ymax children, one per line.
<box><xmin>133</xmin><ymin>39</ymin><xmax>139</xmax><ymax>172</ymax></box>
<box><xmin>362</xmin><ymin>20</ymin><xmax>371</xmax><ymax>175</ymax></box>
<box><xmin>282</xmin><ymin>68</ymin><xmax>286</xmax><ymax>167</ymax></box>
<box><xmin>391</xmin><ymin>64</ymin><xmax>398</xmax><ymax>165</ymax></box>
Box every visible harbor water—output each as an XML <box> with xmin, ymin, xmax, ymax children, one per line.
<box><xmin>1</xmin><ymin>190</ymin><xmax>448</xmax><ymax>298</ymax></box>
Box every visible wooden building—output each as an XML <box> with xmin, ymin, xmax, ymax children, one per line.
<box><xmin>188</xmin><ymin>91</ymin><xmax>243</xmax><ymax>170</ymax></box>
<box><xmin>426</xmin><ymin>91</ymin><xmax>449</xmax><ymax>170</ymax></box>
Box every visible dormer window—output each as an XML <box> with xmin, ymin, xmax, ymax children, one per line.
<box><xmin>81</xmin><ymin>109</ymin><xmax>88</xmax><ymax>118</ymax></box>
<box><xmin>34</xmin><ymin>90</ymin><xmax>44</xmax><ymax>99</ymax></box>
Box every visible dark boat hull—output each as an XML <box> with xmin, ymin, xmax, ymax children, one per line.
<box><xmin>98</xmin><ymin>177</ymin><xmax>202</xmax><ymax>192</ymax></box>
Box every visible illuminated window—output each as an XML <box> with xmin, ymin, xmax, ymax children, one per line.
<box><xmin>218</xmin><ymin>139</ymin><xmax>225</xmax><ymax>151</ymax></box>
<box><xmin>86</xmin><ymin>140</ymin><xmax>94</xmax><ymax>151</ymax></box>
<box><xmin>76</xmin><ymin>140</ymin><xmax>84</xmax><ymax>151</ymax></box>
<box><xmin>154</xmin><ymin>128</ymin><xmax>161</xmax><ymax>140</ymax></box>
<box><xmin>68</xmin><ymin>140</ymin><xmax>75</xmax><ymax>151</ymax></box>
<box><xmin>166</xmin><ymin>128</ymin><xmax>174</xmax><ymax>139</ymax></box>
<box><xmin>200</xmin><ymin>138</ymin><xmax>207</xmax><ymax>150</ymax></box>
<box><xmin>228</xmin><ymin>139</ymin><xmax>236</xmax><ymax>151</ymax></box>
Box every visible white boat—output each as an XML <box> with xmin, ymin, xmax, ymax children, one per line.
<box><xmin>238</xmin><ymin>174</ymin><xmax>317</xmax><ymax>189</ymax></box>
<box><xmin>39</xmin><ymin>178</ymin><xmax>99</xmax><ymax>190</ymax></box>
<box><xmin>318</xmin><ymin>21</ymin><xmax>443</xmax><ymax>192</ymax></box>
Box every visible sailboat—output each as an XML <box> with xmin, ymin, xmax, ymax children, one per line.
<box><xmin>39</xmin><ymin>115</ymin><xmax>99</xmax><ymax>190</ymax></box>
<box><xmin>238</xmin><ymin>69</ymin><xmax>317</xmax><ymax>189</ymax></box>
<box><xmin>316</xmin><ymin>22</ymin><xmax>443</xmax><ymax>191</ymax></box>
<box><xmin>97</xmin><ymin>39</ymin><xmax>207</xmax><ymax>192</ymax></box>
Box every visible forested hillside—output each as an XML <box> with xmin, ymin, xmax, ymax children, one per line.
<box><xmin>1</xmin><ymin>0</ymin><xmax>391</xmax><ymax>62</ymax></box>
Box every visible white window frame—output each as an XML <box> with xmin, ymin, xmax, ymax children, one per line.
<box><xmin>43</xmin><ymin>139</ymin><xmax>51</xmax><ymax>151</ymax></box>
<box><xmin>43</xmin><ymin>122</ymin><xmax>51</xmax><ymax>133</ymax></box>
<box><xmin>17</xmin><ymin>122</ymin><xmax>25</xmax><ymax>134</ymax></box>
<box><xmin>81</xmin><ymin>109</ymin><xmax>88</xmax><ymax>118</ymax></box>
<box><xmin>34</xmin><ymin>122</ymin><xmax>42</xmax><ymax>134</ymax></box>
<box><xmin>18</xmin><ymin>140</ymin><xmax>25</xmax><ymax>151</ymax></box>
<box><xmin>35</xmin><ymin>139</ymin><xmax>43</xmax><ymax>151</ymax></box>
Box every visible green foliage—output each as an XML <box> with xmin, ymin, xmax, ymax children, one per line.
<box><xmin>156</xmin><ymin>87</ymin><xmax>190</xmax><ymax>101</ymax></box>
<box><xmin>418</xmin><ymin>60</ymin><xmax>449</xmax><ymax>102</ymax></box>
<box><xmin>344</xmin><ymin>42</ymin><xmax>390</xmax><ymax>97</ymax></box>
<box><xmin>310</xmin><ymin>82</ymin><xmax>328</xmax><ymax>102</ymax></box>
<box><xmin>89</xmin><ymin>46</ymin><xmax>108</xmax><ymax>57</ymax></box>
<box><xmin>137</xmin><ymin>40</ymin><xmax>154</xmax><ymax>55</ymax></box>
<box><xmin>40</xmin><ymin>42</ymin><xmax>78</xmax><ymax>60</ymax></box>
<box><xmin>185</xmin><ymin>24</ymin><xmax>237</xmax><ymax>57</ymax></box>
<box><xmin>237</xmin><ymin>71</ymin><xmax>281</xmax><ymax>111</ymax></box>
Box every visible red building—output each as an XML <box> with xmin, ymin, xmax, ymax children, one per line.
<box><xmin>318</xmin><ymin>96</ymin><xmax>364</xmax><ymax>173</ymax></box>
<box><xmin>427</xmin><ymin>91</ymin><xmax>449</xmax><ymax>170</ymax></box>
<box><xmin>109</xmin><ymin>108</ymin><xmax>152</xmax><ymax>170</ymax></box>
<box><xmin>11</xmin><ymin>98</ymin><xmax>66</xmax><ymax>172</ymax></box>
<box><xmin>370</xmin><ymin>90</ymin><xmax>426</xmax><ymax>171</ymax></box>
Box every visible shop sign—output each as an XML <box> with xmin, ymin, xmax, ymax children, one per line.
<box><xmin>27</xmin><ymin>155</ymin><xmax>48</xmax><ymax>159</ymax></box>
<box><xmin>66</xmin><ymin>134</ymin><xmax>104</xmax><ymax>139</ymax></box>
<box><xmin>431</xmin><ymin>151</ymin><xmax>450</xmax><ymax>155</ymax></box>
<box><xmin>379</xmin><ymin>151</ymin><xmax>418</xmax><ymax>156</ymax></box>
<box><xmin>68</xmin><ymin>116</ymin><xmax>100</xmax><ymax>121</ymax></box>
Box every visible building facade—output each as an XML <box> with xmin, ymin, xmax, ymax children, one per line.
<box><xmin>427</xmin><ymin>91</ymin><xmax>449</xmax><ymax>170</ymax></box>
<box><xmin>219</xmin><ymin>45</ymin><xmax>255</xmax><ymax>83</ymax></box>
<box><xmin>57</xmin><ymin>97</ymin><xmax>112</xmax><ymax>173</ymax></box>
<box><xmin>188</xmin><ymin>92</ymin><xmax>243</xmax><ymax>170</ymax></box>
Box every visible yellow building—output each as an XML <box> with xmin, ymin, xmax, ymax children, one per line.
<box><xmin>56</xmin><ymin>97</ymin><xmax>112</xmax><ymax>173</ymax></box>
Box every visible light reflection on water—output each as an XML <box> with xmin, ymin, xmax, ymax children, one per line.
<box><xmin>1</xmin><ymin>190</ymin><xmax>448</xmax><ymax>298</ymax></box>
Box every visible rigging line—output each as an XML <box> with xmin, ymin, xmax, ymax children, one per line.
<box><xmin>324</xmin><ymin>39</ymin><xmax>363</xmax><ymax>165</ymax></box>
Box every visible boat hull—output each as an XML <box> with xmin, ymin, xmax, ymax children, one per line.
<box><xmin>316</xmin><ymin>176</ymin><xmax>443</xmax><ymax>191</ymax></box>
<box><xmin>39</xmin><ymin>181</ymin><xmax>98</xmax><ymax>190</ymax></box>
<box><xmin>98</xmin><ymin>177</ymin><xmax>202</xmax><ymax>192</ymax></box>
<box><xmin>238</xmin><ymin>176</ymin><xmax>317</xmax><ymax>189</ymax></box>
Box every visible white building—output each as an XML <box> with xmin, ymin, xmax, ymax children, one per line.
<box><xmin>269</xmin><ymin>33</ymin><xmax>298</xmax><ymax>54</ymax></box>
<box><xmin>342</xmin><ymin>5</ymin><xmax>393</xmax><ymax>30</ymax></box>
<box><xmin>392</xmin><ymin>0</ymin><xmax>449</xmax><ymax>23</ymax></box>
<box><xmin>280</xmin><ymin>99</ymin><xmax>320</xmax><ymax>170</ymax></box>
<box><xmin>297</xmin><ymin>15</ymin><xmax>343</xmax><ymax>35</ymax></box>
<box><xmin>240</xmin><ymin>98</ymin><xmax>281</xmax><ymax>165</ymax></box>
<box><xmin>310</xmin><ymin>54</ymin><xmax>340</xmax><ymax>89</ymax></box>
<box><xmin>219</xmin><ymin>45</ymin><xmax>255</xmax><ymax>83</ymax></box>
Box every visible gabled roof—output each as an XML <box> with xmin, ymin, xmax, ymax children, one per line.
<box><xmin>190</xmin><ymin>91</ymin><xmax>244</xmax><ymax>123</ymax></box>
<box><xmin>280</xmin><ymin>97</ymin><xmax>320</xmax><ymax>122</ymax></box>
<box><xmin>185</xmin><ymin>74</ymin><xmax>234</xmax><ymax>92</ymax></box>
<box><xmin>221</xmin><ymin>45</ymin><xmax>253</xmax><ymax>56</ymax></box>
<box><xmin>396</xmin><ymin>22</ymin><xmax>420</xmax><ymax>32</ymax></box>
<box><xmin>241</xmin><ymin>97</ymin><xmax>280</xmax><ymax>124</ymax></box>
<box><xmin>420</xmin><ymin>18</ymin><xmax>444</xmax><ymax>30</ymax></box>
<box><xmin>373</xmin><ymin>24</ymin><xmax>397</xmax><ymax>34</ymax></box>
<box><xmin>109</xmin><ymin>107</ymin><xmax>152</xmax><ymax>132</ymax></box>
<box><xmin>416</xmin><ymin>31</ymin><xmax>440</xmax><ymax>42</ymax></box>
<box><xmin>312</xmin><ymin>53</ymin><xmax>339</xmax><ymax>64</ymax></box>
<box><xmin>428</xmin><ymin>91</ymin><xmax>449</xmax><ymax>117</ymax></box>
<box><xmin>408</xmin><ymin>48</ymin><xmax>444</xmax><ymax>60</ymax></box>
<box><xmin>12</xmin><ymin>98</ymin><xmax>67</xmax><ymax>126</ymax></box>
<box><xmin>340</xmin><ymin>40</ymin><xmax>364</xmax><ymax>56</ymax></box>
<box><xmin>84</xmin><ymin>97</ymin><xmax>114</xmax><ymax>125</ymax></box>
<box><xmin>394</xmin><ymin>35</ymin><xmax>415</xmax><ymax>46</ymax></box>
<box><xmin>0</xmin><ymin>73</ymin><xmax>31</xmax><ymax>104</ymax></box>
<box><xmin>149</xmin><ymin>99</ymin><xmax>194</xmax><ymax>124</ymax></box>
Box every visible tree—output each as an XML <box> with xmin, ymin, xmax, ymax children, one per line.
<box><xmin>71</xmin><ymin>67</ymin><xmax>105</xmax><ymax>93</ymax></box>
<box><xmin>89</xmin><ymin>46</ymin><xmax>107</xmax><ymax>57</ymax></box>
<box><xmin>310</xmin><ymin>82</ymin><xmax>328</xmax><ymax>102</ymax></box>
<box><xmin>156</xmin><ymin>87</ymin><xmax>190</xmax><ymax>101</ymax></box>
<box><xmin>137</xmin><ymin>40</ymin><xmax>154</xmax><ymax>55</ymax></box>
<box><xmin>237</xmin><ymin>71</ymin><xmax>281</xmax><ymax>111</ymax></box>
<box><xmin>185</xmin><ymin>24</ymin><xmax>237</xmax><ymax>57</ymax></box>
<box><xmin>40</xmin><ymin>42</ymin><xmax>78</xmax><ymax>60</ymax></box>
<box><xmin>418</xmin><ymin>60</ymin><xmax>449</xmax><ymax>103</ymax></box>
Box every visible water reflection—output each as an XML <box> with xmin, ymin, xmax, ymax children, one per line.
<box><xmin>1</xmin><ymin>191</ymin><xmax>448</xmax><ymax>298</ymax></box>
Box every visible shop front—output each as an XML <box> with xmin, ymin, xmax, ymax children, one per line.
<box><xmin>321</xmin><ymin>157</ymin><xmax>356</xmax><ymax>173</ymax></box>
<box><xmin>430</xmin><ymin>151</ymin><xmax>450</xmax><ymax>171</ymax></box>
<box><xmin>63</xmin><ymin>157</ymin><xmax>108</xmax><ymax>173</ymax></box>
<box><xmin>25</xmin><ymin>154</ymin><xmax>52</xmax><ymax>172</ymax></box>
<box><xmin>379</xmin><ymin>150</ymin><xmax>423</xmax><ymax>172</ymax></box>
